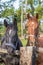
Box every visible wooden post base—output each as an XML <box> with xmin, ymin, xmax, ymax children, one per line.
<box><xmin>20</xmin><ymin>46</ymin><xmax>33</xmax><ymax>65</ymax></box>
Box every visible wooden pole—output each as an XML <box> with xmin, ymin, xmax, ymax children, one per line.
<box><xmin>0</xmin><ymin>48</ymin><xmax>8</xmax><ymax>54</ymax></box>
<box><xmin>21</xmin><ymin>1</ymin><xmax>24</xmax><ymax>37</ymax></box>
<box><xmin>25</xmin><ymin>0</ymin><xmax>27</xmax><ymax>14</ymax></box>
<box><xmin>20</xmin><ymin>46</ymin><xmax>33</xmax><ymax>65</ymax></box>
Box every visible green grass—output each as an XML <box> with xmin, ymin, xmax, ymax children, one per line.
<box><xmin>0</xmin><ymin>63</ymin><xmax>4</xmax><ymax>65</ymax></box>
<box><xmin>21</xmin><ymin>39</ymin><xmax>27</xmax><ymax>46</ymax></box>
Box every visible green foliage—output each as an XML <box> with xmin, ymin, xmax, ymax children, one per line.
<box><xmin>17</xmin><ymin>22</ymin><xmax>21</xmax><ymax>36</ymax></box>
<box><xmin>21</xmin><ymin>39</ymin><xmax>27</xmax><ymax>46</ymax></box>
<box><xmin>1</xmin><ymin>7</ymin><xmax>14</xmax><ymax>17</ymax></box>
<box><xmin>0</xmin><ymin>0</ymin><xmax>16</xmax><ymax>16</ymax></box>
<box><xmin>16</xmin><ymin>8</ymin><xmax>21</xmax><ymax>22</ymax></box>
<box><xmin>40</xmin><ymin>22</ymin><xmax>43</xmax><ymax>32</ymax></box>
<box><xmin>27</xmin><ymin>0</ymin><xmax>34</xmax><ymax>4</ymax></box>
<box><xmin>20</xmin><ymin>0</ymin><xmax>43</xmax><ymax>18</ymax></box>
<box><xmin>0</xmin><ymin>25</ymin><xmax>5</xmax><ymax>36</ymax></box>
<box><xmin>35</xmin><ymin>5</ymin><xmax>43</xmax><ymax>19</ymax></box>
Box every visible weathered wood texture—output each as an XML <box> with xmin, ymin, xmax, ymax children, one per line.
<box><xmin>38</xmin><ymin>47</ymin><xmax>43</xmax><ymax>53</ymax></box>
<box><xmin>20</xmin><ymin>46</ymin><xmax>33</xmax><ymax>65</ymax></box>
<box><xmin>0</xmin><ymin>48</ymin><xmax>8</xmax><ymax>54</ymax></box>
<box><xmin>0</xmin><ymin>47</ymin><xmax>20</xmax><ymax>56</ymax></box>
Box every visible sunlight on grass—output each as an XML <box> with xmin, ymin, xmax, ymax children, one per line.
<box><xmin>21</xmin><ymin>39</ymin><xmax>27</xmax><ymax>46</ymax></box>
<box><xmin>0</xmin><ymin>63</ymin><xmax>5</xmax><ymax>65</ymax></box>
